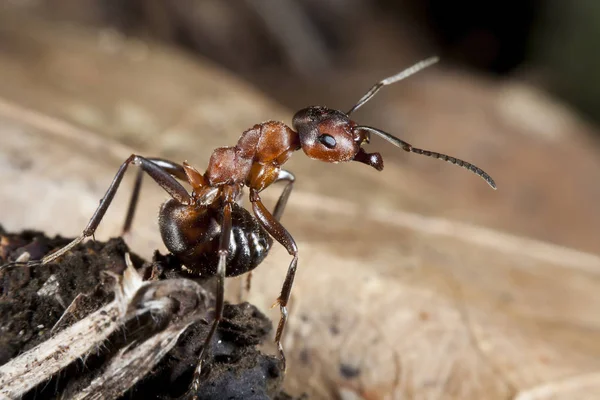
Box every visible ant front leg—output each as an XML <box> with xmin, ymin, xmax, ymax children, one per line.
<box><xmin>241</xmin><ymin>170</ymin><xmax>296</xmax><ymax>298</ymax></box>
<box><xmin>40</xmin><ymin>155</ymin><xmax>191</xmax><ymax>265</ymax></box>
<box><xmin>122</xmin><ymin>158</ymin><xmax>188</xmax><ymax>234</ymax></box>
<box><xmin>250</xmin><ymin>187</ymin><xmax>298</xmax><ymax>371</ymax></box>
<box><xmin>190</xmin><ymin>201</ymin><xmax>232</xmax><ymax>393</ymax></box>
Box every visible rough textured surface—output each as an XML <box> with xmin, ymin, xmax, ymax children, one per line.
<box><xmin>0</xmin><ymin>228</ymin><xmax>133</xmax><ymax>365</ymax></box>
<box><xmin>0</xmin><ymin>227</ymin><xmax>286</xmax><ymax>399</ymax></box>
<box><xmin>0</xmin><ymin>11</ymin><xmax>599</xmax><ymax>399</ymax></box>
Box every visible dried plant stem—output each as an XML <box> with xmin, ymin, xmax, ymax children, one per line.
<box><xmin>0</xmin><ymin>254</ymin><xmax>208</xmax><ymax>399</ymax></box>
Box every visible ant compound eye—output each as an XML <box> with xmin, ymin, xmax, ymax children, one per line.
<box><xmin>318</xmin><ymin>134</ymin><xmax>337</xmax><ymax>149</ymax></box>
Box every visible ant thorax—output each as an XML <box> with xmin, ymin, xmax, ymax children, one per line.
<box><xmin>204</xmin><ymin>121</ymin><xmax>299</xmax><ymax>190</ymax></box>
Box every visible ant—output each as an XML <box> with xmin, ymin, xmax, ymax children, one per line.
<box><xmin>3</xmin><ymin>57</ymin><xmax>495</xmax><ymax>392</ymax></box>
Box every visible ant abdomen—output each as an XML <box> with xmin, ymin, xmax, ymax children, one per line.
<box><xmin>159</xmin><ymin>200</ymin><xmax>272</xmax><ymax>277</ymax></box>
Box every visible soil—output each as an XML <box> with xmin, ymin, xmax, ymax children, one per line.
<box><xmin>0</xmin><ymin>225</ymin><xmax>294</xmax><ymax>399</ymax></box>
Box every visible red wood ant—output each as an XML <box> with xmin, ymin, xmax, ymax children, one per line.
<box><xmin>4</xmin><ymin>57</ymin><xmax>495</xmax><ymax>391</ymax></box>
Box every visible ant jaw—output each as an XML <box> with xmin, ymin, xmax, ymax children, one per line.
<box><xmin>353</xmin><ymin>127</ymin><xmax>370</xmax><ymax>145</ymax></box>
<box><xmin>353</xmin><ymin>147</ymin><xmax>383</xmax><ymax>171</ymax></box>
<box><xmin>351</xmin><ymin>127</ymin><xmax>382</xmax><ymax>170</ymax></box>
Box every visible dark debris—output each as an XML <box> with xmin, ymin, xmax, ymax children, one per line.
<box><xmin>0</xmin><ymin>225</ymin><xmax>301</xmax><ymax>399</ymax></box>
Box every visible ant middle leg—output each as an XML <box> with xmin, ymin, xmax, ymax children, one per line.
<box><xmin>250</xmin><ymin>188</ymin><xmax>298</xmax><ymax>371</ymax></box>
<box><xmin>272</xmin><ymin>170</ymin><xmax>295</xmax><ymax>222</ymax></box>
<box><xmin>190</xmin><ymin>201</ymin><xmax>232</xmax><ymax>393</ymax></box>
<box><xmin>40</xmin><ymin>155</ymin><xmax>191</xmax><ymax>265</ymax></box>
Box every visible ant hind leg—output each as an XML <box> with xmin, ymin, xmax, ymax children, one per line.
<box><xmin>122</xmin><ymin>158</ymin><xmax>189</xmax><ymax>235</ymax></box>
<box><xmin>40</xmin><ymin>155</ymin><xmax>191</xmax><ymax>265</ymax></box>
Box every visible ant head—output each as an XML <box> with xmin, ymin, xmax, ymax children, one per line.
<box><xmin>292</xmin><ymin>57</ymin><xmax>497</xmax><ymax>190</ymax></box>
<box><xmin>292</xmin><ymin>106</ymin><xmax>384</xmax><ymax>170</ymax></box>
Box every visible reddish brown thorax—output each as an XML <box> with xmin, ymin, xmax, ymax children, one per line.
<box><xmin>203</xmin><ymin>121</ymin><xmax>300</xmax><ymax>192</ymax></box>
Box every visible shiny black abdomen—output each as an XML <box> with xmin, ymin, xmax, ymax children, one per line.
<box><xmin>158</xmin><ymin>199</ymin><xmax>273</xmax><ymax>277</ymax></box>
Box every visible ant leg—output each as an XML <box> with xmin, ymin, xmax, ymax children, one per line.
<box><xmin>122</xmin><ymin>158</ymin><xmax>188</xmax><ymax>234</ymax></box>
<box><xmin>190</xmin><ymin>202</ymin><xmax>232</xmax><ymax>392</ymax></box>
<box><xmin>41</xmin><ymin>155</ymin><xmax>191</xmax><ymax>265</ymax></box>
<box><xmin>250</xmin><ymin>188</ymin><xmax>298</xmax><ymax>371</ymax></box>
<box><xmin>272</xmin><ymin>170</ymin><xmax>295</xmax><ymax>222</ymax></box>
<box><xmin>240</xmin><ymin>170</ymin><xmax>295</xmax><ymax>300</ymax></box>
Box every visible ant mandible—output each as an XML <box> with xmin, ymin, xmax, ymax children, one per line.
<box><xmin>12</xmin><ymin>57</ymin><xmax>496</xmax><ymax>390</ymax></box>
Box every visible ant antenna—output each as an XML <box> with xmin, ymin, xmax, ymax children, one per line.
<box><xmin>354</xmin><ymin>125</ymin><xmax>497</xmax><ymax>189</ymax></box>
<box><xmin>347</xmin><ymin>56</ymin><xmax>439</xmax><ymax>115</ymax></box>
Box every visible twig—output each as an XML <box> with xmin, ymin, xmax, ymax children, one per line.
<box><xmin>0</xmin><ymin>254</ymin><xmax>208</xmax><ymax>399</ymax></box>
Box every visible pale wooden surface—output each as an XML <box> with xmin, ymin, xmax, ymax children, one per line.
<box><xmin>1</xmin><ymin>14</ymin><xmax>600</xmax><ymax>400</ymax></box>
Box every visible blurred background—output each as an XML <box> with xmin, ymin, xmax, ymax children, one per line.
<box><xmin>9</xmin><ymin>0</ymin><xmax>600</xmax><ymax>123</ymax></box>
<box><xmin>1</xmin><ymin>1</ymin><xmax>600</xmax><ymax>399</ymax></box>
<box><xmin>3</xmin><ymin>0</ymin><xmax>598</xmax><ymax>254</ymax></box>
